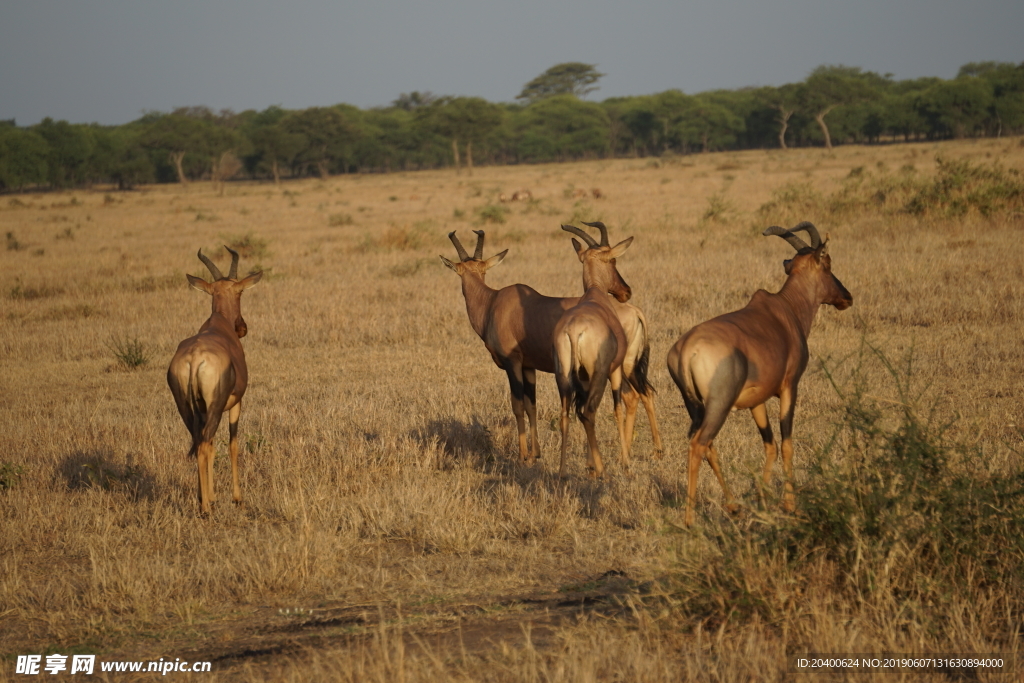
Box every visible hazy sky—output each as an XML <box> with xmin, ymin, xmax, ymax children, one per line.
<box><xmin>1</xmin><ymin>0</ymin><xmax>1021</xmax><ymax>126</ymax></box>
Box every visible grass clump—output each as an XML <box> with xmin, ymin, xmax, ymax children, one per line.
<box><xmin>6</xmin><ymin>232</ymin><xmax>25</xmax><ymax>251</ymax></box>
<box><xmin>753</xmin><ymin>182</ymin><xmax>823</xmax><ymax>228</ymax></box>
<box><xmin>106</xmin><ymin>336</ymin><xmax>151</xmax><ymax>370</ymax></box>
<box><xmin>328</xmin><ymin>213</ymin><xmax>354</xmax><ymax>227</ymax></box>
<box><xmin>475</xmin><ymin>203</ymin><xmax>510</xmax><ymax>225</ymax></box>
<box><xmin>699</xmin><ymin>192</ymin><xmax>733</xmax><ymax>226</ymax></box>
<box><xmin>0</xmin><ymin>462</ymin><xmax>25</xmax><ymax>490</ymax></box>
<box><xmin>904</xmin><ymin>156</ymin><xmax>1024</xmax><ymax>218</ymax></box>
<box><xmin>224</xmin><ymin>232</ymin><xmax>270</xmax><ymax>260</ymax></box>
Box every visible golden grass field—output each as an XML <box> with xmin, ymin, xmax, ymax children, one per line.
<box><xmin>1</xmin><ymin>138</ymin><xmax>1022</xmax><ymax>681</ymax></box>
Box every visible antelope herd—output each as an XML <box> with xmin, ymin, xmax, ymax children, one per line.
<box><xmin>168</xmin><ymin>217</ymin><xmax>850</xmax><ymax>526</ymax></box>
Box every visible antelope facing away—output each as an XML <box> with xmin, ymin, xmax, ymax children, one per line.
<box><xmin>167</xmin><ymin>247</ymin><xmax>262</xmax><ymax>514</ymax></box>
<box><xmin>574</xmin><ymin>222</ymin><xmax>663</xmax><ymax>461</ymax></box>
<box><xmin>554</xmin><ymin>223</ymin><xmax>634</xmax><ymax>479</ymax></box>
<box><xmin>441</xmin><ymin>229</ymin><xmax>642</xmax><ymax>466</ymax></box>
<box><xmin>666</xmin><ymin>222</ymin><xmax>852</xmax><ymax>526</ymax></box>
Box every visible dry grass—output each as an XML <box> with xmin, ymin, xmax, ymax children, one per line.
<box><xmin>1</xmin><ymin>139</ymin><xmax>1022</xmax><ymax>681</ymax></box>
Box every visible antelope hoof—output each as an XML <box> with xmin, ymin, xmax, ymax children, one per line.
<box><xmin>725</xmin><ymin>502</ymin><xmax>740</xmax><ymax>515</ymax></box>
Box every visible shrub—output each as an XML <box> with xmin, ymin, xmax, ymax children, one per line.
<box><xmin>107</xmin><ymin>336</ymin><xmax>150</xmax><ymax>370</ymax></box>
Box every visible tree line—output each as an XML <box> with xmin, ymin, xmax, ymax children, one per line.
<box><xmin>1</xmin><ymin>61</ymin><xmax>1022</xmax><ymax>191</ymax></box>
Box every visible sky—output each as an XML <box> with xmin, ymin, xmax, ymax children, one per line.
<box><xmin>1</xmin><ymin>0</ymin><xmax>1021</xmax><ymax>127</ymax></box>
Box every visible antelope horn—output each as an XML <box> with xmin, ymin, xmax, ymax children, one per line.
<box><xmin>472</xmin><ymin>230</ymin><xmax>485</xmax><ymax>260</ymax></box>
<box><xmin>561</xmin><ymin>223</ymin><xmax>599</xmax><ymax>248</ymax></box>
<box><xmin>762</xmin><ymin>225</ymin><xmax>810</xmax><ymax>252</ymax></box>
<box><xmin>448</xmin><ymin>231</ymin><xmax>470</xmax><ymax>261</ymax></box>
<box><xmin>197</xmin><ymin>249</ymin><xmax>224</xmax><ymax>280</ymax></box>
<box><xmin>224</xmin><ymin>245</ymin><xmax>240</xmax><ymax>279</ymax></box>
<box><xmin>583</xmin><ymin>221</ymin><xmax>609</xmax><ymax>246</ymax></box>
<box><xmin>789</xmin><ymin>221</ymin><xmax>822</xmax><ymax>249</ymax></box>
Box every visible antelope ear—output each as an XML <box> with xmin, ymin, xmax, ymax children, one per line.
<box><xmin>783</xmin><ymin>259</ymin><xmax>794</xmax><ymax>275</ymax></box>
<box><xmin>571</xmin><ymin>238</ymin><xmax>586</xmax><ymax>261</ymax></box>
<box><xmin>187</xmin><ymin>274</ymin><xmax>212</xmax><ymax>294</ymax></box>
<box><xmin>440</xmin><ymin>255</ymin><xmax>458</xmax><ymax>272</ymax></box>
<box><xmin>817</xmin><ymin>239</ymin><xmax>830</xmax><ymax>260</ymax></box>
<box><xmin>238</xmin><ymin>271</ymin><xmax>263</xmax><ymax>290</ymax></box>
<box><xmin>608</xmin><ymin>236</ymin><xmax>634</xmax><ymax>259</ymax></box>
<box><xmin>484</xmin><ymin>249</ymin><xmax>508</xmax><ymax>270</ymax></box>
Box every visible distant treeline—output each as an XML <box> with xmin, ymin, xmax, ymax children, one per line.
<box><xmin>1</xmin><ymin>61</ymin><xmax>1022</xmax><ymax>191</ymax></box>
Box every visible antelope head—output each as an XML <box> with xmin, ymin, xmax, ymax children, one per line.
<box><xmin>188</xmin><ymin>246</ymin><xmax>263</xmax><ymax>338</ymax></box>
<box><xmin>764</xmin><ymin>221</ymin><xmax>852</xmax><ymax>310</ymax></box>
<box><xmin>562</xmin><ymin>221</ymin><xmax>633</xmax><ymax>302</ymax></box>
<box><xmin>440</xmin><ymin>230</ymin><xmax>508</xmax><ymax>278</ymax></box>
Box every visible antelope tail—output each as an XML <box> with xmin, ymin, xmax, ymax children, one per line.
<box><xmin>567</xmin><ymin>332</ymin><xmax>589</xmax><ymax>422</ymax></box>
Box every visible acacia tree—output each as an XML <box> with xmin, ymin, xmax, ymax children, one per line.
<box><xmin>801</xmin><ymin>65</ymin><xmax>878</xmax><ymax>150</ymax></box>
<box><xmin>0</xmin><ymin>125</ymin><xmax>50</xmax><ymax>190</ymax></box>
<box><xmin>282</xmin><ymin>107</ymin><xmax>359</xmax><ymax>178</ymax></box>
<box><xmin>422</xmin><ymin>97</ymin><xmax>502</xmax><ymax>172</ymax></box>
<box><xmin>676</xmin><ymin>97</ymin><xmax>745</xmax><ymax>153</ymax></box>
<box><xmin>516</xmin><ymin>62</ymin><xmax>604</xmax><ymax>103</ymax></box>
<box><xmin>139</xmin><ymin>113</ymin><xmax>237</xmax><ymax>183</ymax></box>
<box><xmin>757</xmin><ymin>84</ymin><xmax>801</xmax><ymax>149</ymax></box>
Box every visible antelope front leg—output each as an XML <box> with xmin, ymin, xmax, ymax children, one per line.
<box><xmin>505</xmin><ymin>365</ymin><xmax>532</xmax><ymax>464</ymax></box>
<box><xmin>778</xmin><ymin>387</ymin><xmax>798</xmax><ymax>513</ymax></box>
<box><xmin>228</xmin><ymin>401</ymin><xmax>242</xmax><ymax>506</ymax></box>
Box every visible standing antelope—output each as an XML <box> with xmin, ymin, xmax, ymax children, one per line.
<box><xmin>666</xmin><ymin>222</ymin><xmax>852</xmax><ymax>526</ymax></box>
<box><xmin>554</xmin><ymin>223</ymin><xmax>634</xmax><ymax>479</ymax></box>
<box><xmin>167</xmin><ymin>247</ymin><xmax>262</xmax><ymax>515</ymax></box>
<box><xmin>574</xmin><ymin>222</ymin><xmax>663</xmax><ymax>461</ymax></box>
<box><xmin>440</xmin><ymin>229</ymin><xmax>635</xmax><ymax>466</ymax></box>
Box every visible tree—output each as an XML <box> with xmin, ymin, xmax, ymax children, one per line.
<box><xmin>282</xmin><ymin>106</ymin><xmax>360</xmax><ymax>178</ymax></box>
<box><xmin>757</xmin><ymin>84</ymin><xmax>801</xmax><ymax>149</ymax></box>
<box><xmin>516</xmin><ymin>62</ymin><xmax>604</xmax><ymax>103</ymax></box>
<box><xmin>676</xmin><ymin>97</ymin><xmax>745</xmax><ymax>153</ymax></box>
<box><xmin>918</xmin><ymin>78</ymin><xmax>993</xmax><ymax>139</ymax></box>
<box><xmin>0</xmin><ymin>126</ymin><xmax>49</xmax><ymax>190</ymax></box>
<box><xmin>515</xmin><ymin>95</ymin><xmax>610</xmax><ymax>162</ymax></box>
<box><xmin>392</xmin><ymin>91</ymin><xmax>438</xmax><ymax>111</ymax></box>
<box><xmin>423</xmin><ymin>97</ymin><xmax>503</xmax><ymax>172</ymax></box>
<box><xmin>33</xmin><ymin>118</ymin><xmax>95</xmax><ymax>188</ymax></box>
<box><xmin>139</xmin><ymin>113</ymin><xmax>237</xmax><ymax>183</ymax></box>
<box><xmin>800</xmin><ymin>65</ymin><xmax>880</xmax><ymax>150</ymax></box>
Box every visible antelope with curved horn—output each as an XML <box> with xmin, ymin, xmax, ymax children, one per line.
<box><xmin>666</xmin><ymin>221</ymin><xmax>852</xmax><ymax>526</ymax></box>
<box><xmin>553</xmin><ymin>222</ymin><xmax>634</xmax><ymax>478</ymax></box>
<box><xmin>575</xmin><ymin>222</ymin><xmax>663</xmax><ymax>460</ymax></box>
<box><xmin>167</xmin><ymin>246</ymin><xmax>262</xmax><ymax>514</ymax></box>
<box><xmin>441</xmin><ymin>229</ymin><xmax>640</xmax><ymax>466</ymax></box>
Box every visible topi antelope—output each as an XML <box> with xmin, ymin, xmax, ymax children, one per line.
<box><xmin>441</xmin><ymin>229</ymin><xmax>644</xmax><ymax>466</ymax></box>
<box><xmin>167</xmin><ymin>247</ymin><xmax>262</xmax><ymax>515</ymax></box>
<box><xmin>666</xmin><ymin>221</ymin><xmax>852</xmax><ymax>526</ymax></box>
<box><xmin>567</xmin><ymin>222</ymin><xmax>663</xmax><ymax>461</ymax></box>
<box><xmin>554</xmin><ymin>223</ymin><xmax>634</xmax><ymax>479</ymax></box>
<box><xmin>441</xmin><ymin>230</ymin><xmax>574</xmax><ymax>464</ymax></box>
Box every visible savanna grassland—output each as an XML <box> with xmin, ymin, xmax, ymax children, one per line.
<box><xmin>1</xmin><ymin>139</ymin><xmax>1023</xmax><ymax>681</ymax></box>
